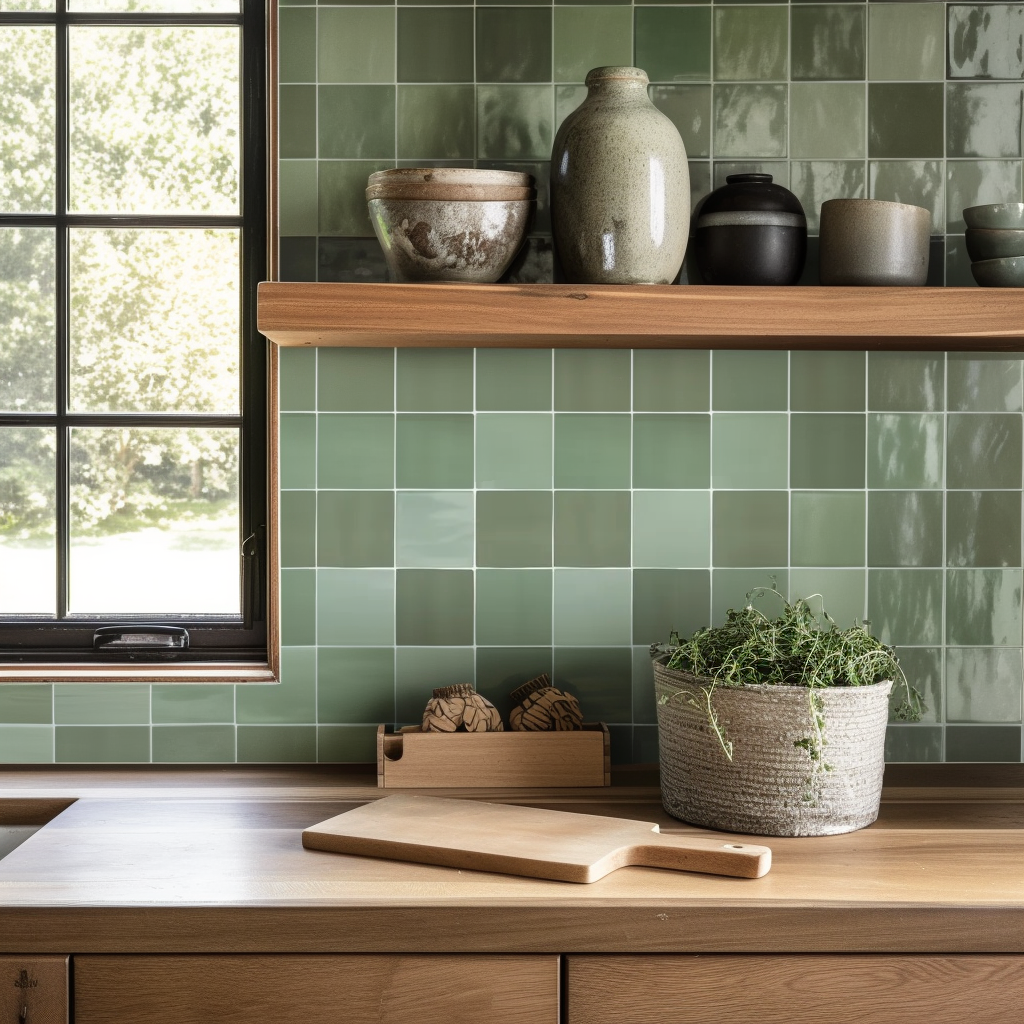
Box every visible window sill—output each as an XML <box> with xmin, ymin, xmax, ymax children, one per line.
<box><xmin>0</xmin><ymin>663</ymin><xmax>278</xmax><ymax>684</ymax></box>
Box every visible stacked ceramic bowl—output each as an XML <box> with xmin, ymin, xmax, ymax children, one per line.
<box><xmin>366</xmin><ymin>168</ymin><xmax>535</xmax><ymax>283</ymax></box>
<box><xmin>964</xmin><ymin>204</ymin><xmax>1024</xmax><ymax>286</ymax></box>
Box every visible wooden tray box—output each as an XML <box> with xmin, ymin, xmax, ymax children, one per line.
<box><xmin>376</xmin><ymin>724</ymin><xmax>610</xmax><ymax>789</ymax></box>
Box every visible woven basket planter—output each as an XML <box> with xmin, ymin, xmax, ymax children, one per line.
<box><xmin>653</xmin><ymin>655</ymin><xmax>892</xmax><ymax>837</ymax></box>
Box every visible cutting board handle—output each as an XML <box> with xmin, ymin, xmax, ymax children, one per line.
<box><xmin>627</xmin><ymin>832</ymin><xmax>772</xmax><ymax>878</ymax></box>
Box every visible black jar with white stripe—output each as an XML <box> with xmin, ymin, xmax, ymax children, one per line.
<box><xmin>693</xmin><ymin>173</ymin><xmax>807</xmax><ymax>285</ymax></box>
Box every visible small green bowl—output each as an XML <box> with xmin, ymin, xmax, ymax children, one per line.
<box><xmin>966</xmin><ymin>227</ymin><xmax>1024</xmax><ymax>261</ymax></box>
<box><xmin>971</xmin><ymin>255</ymin><xmax>1024</xmax><ymax>287</ymax></box>
<box><xmin>963</xmin><ymin>203</ymin><xmax>1024</xmax><ymax>230</ymax></box>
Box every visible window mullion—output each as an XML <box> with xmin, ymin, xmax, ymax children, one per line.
<box><xmin>55</xmin><ymin>0</ymin><xmax>69</xmax><ymax>622</ymax></box>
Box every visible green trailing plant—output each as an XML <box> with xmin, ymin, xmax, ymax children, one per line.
<box><xmin>653</xmin><ymin>583</ymin><xmax>924</xmax><ymax>767</ymax></box>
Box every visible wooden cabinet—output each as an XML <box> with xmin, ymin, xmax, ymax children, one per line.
<box><xmin>567</xmin><ymin>954</ymin><xmax>1024</xmax><ymax>1024</ymax></box>
<box><xmin>74</xmin><ymin>955</ymin><xmax>558</xmax><ymax>1024</ymax></box>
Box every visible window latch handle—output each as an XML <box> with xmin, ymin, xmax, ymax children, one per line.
<box><xmin>93</xmin><ymin>625</ymin><xmax>190</xmax><ymax>652</ymax></box>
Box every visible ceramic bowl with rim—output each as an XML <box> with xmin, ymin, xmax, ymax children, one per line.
<box><xmin>365</xmin><ymin>183</ymin><xmax>535</xmax><ymax>202</ymax></box>
<box><xmin>965</xmin><ymin>227</ymin><xmax>1024</xmax><ymax>262</ymax></box>
<box><xmin>963</xmin><ymin>203</ymin><xmax>1024</xmax><ymax>230</ymax></box>
<box><xmin>368</xmin><ymin>167</ymin><xmax>533</xmax><ymax>188</ymax></box>
<box><xmin>819</xmin><ymin>198</ymin><xmax>930</xmax><ymax>286</ymax></box>
<box><xmin>970</xmin><ymin>255</ymin><xmax>1024</xmax><ymax>287</ymax></box>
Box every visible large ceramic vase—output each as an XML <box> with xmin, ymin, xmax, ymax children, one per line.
<box><xmin>550</xmin><ymin>66</ymin><xmax>689</xmax><ymax>285</ymax></box>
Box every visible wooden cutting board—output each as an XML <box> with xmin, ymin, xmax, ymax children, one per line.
<box><xmin>302</xmin><ymin>794</ymin><xmax>771</xmax><ymax>883</ymax></box>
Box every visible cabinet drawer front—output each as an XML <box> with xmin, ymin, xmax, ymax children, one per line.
<box><xmin>76</xmin><ymin>954</ymin><xmax>558</xmax><ymax>1024</ymax></box>
<box><xmin>568</xmin><ymin>954</ymin><xmax>1024</xmax><ymax>1024</ymax></box>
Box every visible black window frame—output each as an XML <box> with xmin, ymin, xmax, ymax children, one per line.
<box><xmin>0</xmin><ymin>0</ymin><xmax>268</xmax><ymax>665</ymax></box>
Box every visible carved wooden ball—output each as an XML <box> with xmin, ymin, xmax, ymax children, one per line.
<box><xmin>509</xmin><ymin>674</ymin><xmax>583</xmax><ymax>732</ymax></box>
<box><xmin>422</xmin><ymin>684</ymin><xmax>504</xmax><ymax>733</ymax></box>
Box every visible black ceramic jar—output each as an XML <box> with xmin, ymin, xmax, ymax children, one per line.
<box><xmin>693</xmin><ymin>173</ymin><xmax>807</xmax><ymax>285</ymax></box>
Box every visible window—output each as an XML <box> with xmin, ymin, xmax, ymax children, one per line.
<box><xmin>0</xmin><ymin>0</ymin><xmax>268</xmax><ymax>670</ymax></box>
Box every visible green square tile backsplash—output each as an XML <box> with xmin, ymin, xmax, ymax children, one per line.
<box><xmin>11</xmin><ymin>4</ymin><xmax>1024</xmax><ymax>768</ymax></box>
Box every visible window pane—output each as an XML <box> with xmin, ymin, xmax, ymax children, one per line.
<box><xmin>0</xmin><ymin>228</ymin><xmax>56</xmax><ymax>414</ymax></box>
<box><xmin>69</xmin><ymin>27</ymin><xmax>240</xmax><ymax>215</ymax></box>
<box><xmin>70</xmin><ymin>228</ymin><xmax>240</xmax><ymax>414</ymax></box>
<box><xmin>70</xmin><ymin>1</ymin><xmax>237</xmax><ymax>10</ymax></box>
<box><xmin>0</xmin><ymin>27</ymin><xmax>55</xmax><ymax>213</ymax></box>
<box><xmin>0</xmin><ymin>427</ymin><xmax>56</xmax><ymax>616</ymax></box>
<box><xmin>69</xmin><ymin>427</ymin><xmax>239</xmax><ymax>615</ymax></box>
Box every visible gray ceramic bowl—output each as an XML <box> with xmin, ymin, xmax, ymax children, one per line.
<box><xmin>819</xmin><ymin>199</ymin><xmax>931</xmax><ymax>286</ymax></box>
<box><xmin>368</xmin><ymin>197</ymin><xmax>533</xmax><ymax>283</ymax></box>
<box><xmin>965</xmin><ymin>227</ymin><xmax>1024</xmax><ymax>262</ymax></box>
<box><xmin>970</xmin><ymin>255</ymin><xmax>1024</xmax><ymax>287</ymax></box>
<box><xmin>962</xmin><ymin>203</ymin><xmax>1024</xmax><ymax>230</ymax></box>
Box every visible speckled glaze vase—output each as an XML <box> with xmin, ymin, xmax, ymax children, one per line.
<box><xmin>550</xmin><ymin>66</ymin><xmax>689</xmax><ymax>285</ymax></box>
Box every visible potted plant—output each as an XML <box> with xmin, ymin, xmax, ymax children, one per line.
<box><xmin>651</xmin><ymin>584</ymin><xmax>922</xmax><ymax>838</ymax></box>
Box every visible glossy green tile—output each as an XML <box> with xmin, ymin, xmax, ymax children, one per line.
<box><xmin>789</xmin><ymin>568</ymin><xmax>866</xmax><ymax>627</ymax></box>
<box><xmin>789</xmin><ymin>86</ymin><xmax>865</xmax><ymax>161</ymax></box>
<box><xmin>553</xmin><ymin>7</ymin><xmax>632</xmax><ymax>83</ymax></box>
<box><xmin>396</xmin><ymin>647</ymin><xmax>476</xmax><ymax>722</ymax></box>
<box><xmin>316</xmin><ymin>568</ymin><xmax>395</xmax><ymax>645</ymax></box>
<box><xmin>318</xmin><ymin>86</ymin><xmax>395</xmax><ymax>159</ymax></box>
<box><xmin>396</xmin><ymin>350</ymin><xmax>472</xmax><ymax>411</ymax></box>
<box><xmin>632</xmin><ymin>645</ymin><xmax>658</xmax><ymax>723</ymax></box>
<box><xmin>867</xmin><ymin>568</ymin><xmax>942</xmax><ymax>645</ymax></box>
<box><xmin>279</xmin><ymin>160</ymin><xmax>317</xmax><ymax>236</ymax></box>
<box><xmin>947</xmin><ymin>354</ymin><xmax>1024</xmax><ymax>412</ymax></box>
<box><xmin>477</xmin><ymin>7</ymin><xmax>551</xmax><ymax>82</ymax></box>
<box><xmin>395</xmin><ymin>414</ymin><xmax>473</xmax><ymax>488</ymax></box>
<box><xmin>868</xmin><ymin>3</ymin><xmax>943</xmax><ymax>81</ymax></box>
<box><xmin>318</xmin><ymin>648</ymin><xmax>395</xmax><ymax>724</ymax></box>
<box><xmin>554</xmin><ymin>350</ymin><xmax>630</xmax><ymax>411</ymax></box>
<box><xmin>633</xmin><ymin>569</ymin><xmax>711</xmax><ymax>646</ymax></box>
<box><xmin>55</xmin><ymin>684</ymin><xmax>149</xmax><ymax>725</ymax></box>
<box><xmin>318</xmin><ymin>414</ymin><xmax>395</xmax><ymax>489</ymax></box>
<box><xmin>946</xmin><ymin>568</ymin><xmax>1023</xmax><ymax>646</ymax></box>
<box><xmin>714</xmin><ymin>7</ymin><xmax>787</xmax><ymax>82</ymax></box>
<box><xmin>151</xmin><ymin>685</ymin><xmax>234</xmax><ymax>725</ymax></box>
<box><xmin>633</xmin><ymin>724</ymin><xmax>659</xmax><ymax>763</ymax></box>
<box><xmin>395</xmin><ymin>491</ymin><xmax>473</xmax><ymax>568</ymax></box>
<box><xmin>55</xmin><ymin>726</ymin><xmax>150</xmax><ymax>763</ymax></box>
<box><xmin>633</xmin><ymin>414</ymin><xmax>710</xmax><ymax>488</ymax></box>
<box><xmin>476</xmin><ymin>490</ymin><xmax>552</xmax><ymax>566</ymax></box>
<box><xmin>867</xmin><ymin>413</ymin><xmax>944</xmax><ymax>489</ymax></box>
<box><xmin>318</xmin><ymin>159</ymin><xmax>390</xmax><ymax>235</ymax></box>
<box><xmin>947</xmin><ymin>414</ymin><xmax>1023</xmax><ymax>489</ymax></box>
<box><xmin>712</xmin><ymin>160</ymin><xmax>789</xmax><ymax>190</ymax></box>
<box><xmin>281</xmin><ymin>490</ymin><xmax>315</xmax><ymax>567</ymax></box>
<box><xmin>476</xmin><ymin>569</ymin><xmax>552</xmax><ymax>645</ymax></box>
<box><xmin>555</xmin><ymin>413</ymin><xmax>630</xmax><ymax>488</ymax></box>
<box><xmin>712</xmin><ymin>491</ymin><xmax>788</xmax><ymax>567</ymax></box>
<box><xmin>884</xmin><ymin>725</ymin><xmax>942</xmax><ymax>762</ymax></box>
<box><xmin>397</xmin><ymin>85</ymin><xmax>475</xmax><ymax>159</ymax></box>
<box><xmin>945</xmin><ymin>725</ymin><xmax>1022</xmax><ymax>762</ymax></box>
<box><xmin>711</xmin><ymin>569</ymin><xmax>790</xmax><ymax>624</ymax></box>
<box><xmin>475</xmin><ymin>647</ymin><xmax>553</xmax><ymax>722</ymax></box>
<box><xmin>152</xmin><ymin>725</ymin><xmax>235</xmax><ymax>763</ymax></box>
<box><xmin>396</xmin><ymin>569</ymin><xmax>474</xmax><ymax>645</ymax></box>
<box><xmin>554</xmin><ymin>490</ymin><xmax>631</xmax><ymax>566</ymax></box>
<box><xmin>945</xmin><ymin>160</ymin><xmax>1022</xmax><ymax>234</ymax></box>
<box><xmin>279</xmin><ymin>7</ymin><xmax>316</xmax><ymax>82</ymax></box>
<box><xmin>634</xmin><ymin>6</ymin><xmax>711</xmax><ymax>83</ymax></box>
<box><xmin>791</xmin><ymin>5</ymin><xmax>864</xmax><ymax>81</ymax></box>
<box><xmin>281</xmin><ymin>414</ymin><xmax>316</xmax><ymax>490</ymax></box>
<box><xmin>0</xmin><ymin>726</ymin><xmax>53</xmax><ymax>763</ymax></box>
<box><xmin>712</xmin><ymin>413</ymin><xmax>787</xmax><ymax>489</ymax></box>
<box><xmin>280</xmin><ymin>86</ymin><xmax>316</xmax><ymax>159</ymax></box>
<box><xmin>0</xmin><ymin>685</ymin><xmax>52</xmax><ymax>724</ymax></box>
<box><xmin>791</xmin><ymin>414</ymin><xmax>865</xmax><ymax>488</ymax></box>
<box><xmin>713</xmin><ymin>84</ymin><xmax>787</xmax><ymax>158</ymax></box>
<box><xmin>649</xmin><ymin>86</ymin><xmax>711</xmax><ymax>158</ymax></box>
<box><xmin>318</xmin><ymin>491</ymin><xmax>394</xmax><ymax>567</ymax></box>
<box><xmin>476</xmin><ymin>350</ymin><xmax>552</xmax><ymax>410</ymax></box>
<box><xmin>868</xmin><ymin>352</ymin><xmax>943</xmax><ymax>412</ymax></box>
<box><xmin>317</xmin><ymin>725</ymin><xmax>378</xmax><ymax>763</ymax></box>
<box><xmin>318</xmin><ymin>7</ymin><xmax>395</xmax><ymax>82</ymax></box>
<box><xmin>477</xmin><ymin>85</ymin><xmax>554</xmax><ymax>160</ymax></box>
<box><xmin>397</xmin><ymin>8</ymin><xmax>473</xmax><ymax>82</ymax></box>
<box><xmin>237</xmin><ymin>648</ymin><xmax>316</xmax><ymax>724</ymax></box>
<box><xmin>236</xmin><ymin>725</ymin><xmax>317</xmax><ymax>763</ymax></box>
<box><xmin>687</xmin><ymin>161</ymin><xmax>713</xmax><ymax>216</ymax></box>
<box><xmin>792</xmin><ymin>492</ymin><xmax>866</xmax><ymax>567</ymax></box>
<box><xmin>869</xmin><ymin>160</ymin><xmax>943</xmax><ymax>233</ymax></box>
<box><xmin>281</xmin><ymin>568</ymin><xmax>316</xmax><ymax>646</ymax></box>
<box><xmin>281</xmin><ymin>237</ymin><xmax>316</xmax><ymax>282</ymax></box>
<box><xmin>556</xmin><ymin>84</ymin><xmax>588</xmax><ymax>129</ymax></box>
<box><xmin>791</xmin><ymin>352</ymin><xmax>865</xmax><ymax>411</ymax></box>
<box><xmin>946</xmin><ymin>647</ymin><xmax>1023</xmax><ymax>723</ymax></box>
<box><xmin>318</xmin><ymin>349</ymin><xmax>394</xmax><ymax>412</ymax></box>
<box><xmin>945</xmin><ymin>234</ymin><xmax>974</xmax><ymax>287</ymax></box>
<box><xmin>633</xmin><ymin>490</ymin><xmax>710</xmax><ymax>567</ymax></box>
<box><xmin>280</xmin><ymin>348</ymin><xmax>316</xmax><ymax>411</ymax></box>
<box><xmin>947</xmin><ymin>491</ymin><xmax>1022</xmax><ymax>568</ymax></box>
<box><xmin>552</xmin><ymin>645</ymin><xmax>632</xmax><ymax>722</ymax></box>
<box><xmin>476</xmin><ymin>413</ymin><xmax>552</xmax><ymax>489</ymax></box>
<box><xmin>633</xmin><ymin>350</ymin><xmax>709</xmax><ymax>411</ymax></box>
<box><xmin>552</xmin><ymin>568</ymin><xmax>631</xmax><ymax>645</ymax></box>
<box><xmin>868</xmin><ymin>84</ymin><xmax>943</xmax><ymax>158</ymax></box>
<box><xmin>892</xmin><ymin>647</ymin><xmax>941</xmax><ymax>724</ymax></box>
<box><xmin>318</xmin><ymin>237</ymin><xmax>389</xmax><ymax>282</ymax></box>
<box><xmin>949</xmin><ymin>5</ymin><xmax>1024</xmax><ymax>79</ymax></box>
<box><xmin>712</xmin><ymin>351</ymin><xmax>787</xmax><ymax>410</ymax></box>
<box><xmin>867</xmin><ymin>490</ymin><xmax>944</xmax><ymax>567</ymax></box>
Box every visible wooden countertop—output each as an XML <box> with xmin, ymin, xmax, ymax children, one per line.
<box><xmin>1</xmin><ymin>766</ymin><xmax>1023</xmax><ymax>955</ymax></box>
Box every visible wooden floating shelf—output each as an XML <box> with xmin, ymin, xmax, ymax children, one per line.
<box><xmin>257</xmin><ymin>282</ymin><xmax>1024</xmax><ymax>350</ymax></box>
